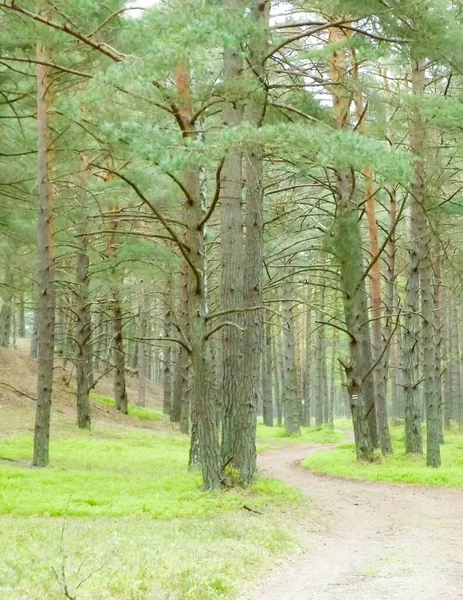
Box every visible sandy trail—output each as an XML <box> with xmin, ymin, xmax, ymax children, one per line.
<box><xmin>240</xmin><ymin>443</ymin><xmax>463</xmax><ymax>600</ymax></box>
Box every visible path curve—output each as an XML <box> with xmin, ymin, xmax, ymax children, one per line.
<box><xmin>240</xmin><ymin>443</ymin><xmax>463</xmax><ymax>600</ymax></box>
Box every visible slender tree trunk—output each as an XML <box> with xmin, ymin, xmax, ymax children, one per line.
<box><xmin>33</xmin><ymin>15</ymin><xmax>56</xmax><ymax>467</ymax></box>
<box><xmin>137</xmin><ymin>287</ymin><xmax>148</xmax><ymax>407</ymax></box>
<box><xmin>30</xmin><ymin>309</ymin><xmax>38</xmax><ymax>359</ymax></box>
<box><xmin>17</xmin><ymin>292</ymin><xmax>26</xmax><ymax>338</ymax></box>
<box><xmin>449</xmin><ymin>292</ymin><xmax>462</xmax><ymax>425</ymax></box>
<box><xmin>433</xmin><ymin>237</ymin><xmax>444</xmax><ymax>443</ymax></box>
<box><xmin>282</xmin><ymin>298</ymin><xmax>301</xmax><ymax>436</ymax></box>
<box><xmin>273</xmin><ymin>323</ymin><xmax>283</xmax><ymax>426</ymax></box>
<box><xmin>443</xmin><ymin>285</ymin><xmax>452</xmax><ymax>429</ymax></box>
<box><xmin>262</xmin><ymin>319</ymin><xmax>274</xmax><ymax>426</ymax></box>
<box><xmin>409</xmin><ymin>57</ymin><xmax>438</xmax><ymax>463</ymax></box>
<box><xmin>170</xmin><ymin>263</ymin><xmax>190</xmax><ymax>430</ymax></box>
<box><xmin>162</xmin><ymin>278</ymin><xmax>174</xmax><ymax>418</ymax></box>
<box><xmin>107</xmin><ymin>206</ymin><xmax>128</xmax><ymax>415</ymax></box>
<box><xmin>328</xmin><ymin>327</ymin><xmax>337</xmax><ymax>428</ymax></box>
<box><xmin>0</xmin><ymin>264</ymin><xmax>12</xmax><ymax>348</ymax></box>
<box><xmin>315</xmin><ymin>281</ymin><xmax>326</xmax><ymax>428</ymax></box>
<box><xmin>75</xmin><ymin>169</ymin><xmax>91</xmax><ymax>429</ymax></box>
<box><xmin>302</xmin><ymin>286</ymin><xmax>313</xmax><ymax>427</ymax></box>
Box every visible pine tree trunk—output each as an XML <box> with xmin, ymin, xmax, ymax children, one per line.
<box><xmin>442</xmin><ymin>285</ymin><xmax>451</xmax><ymax>429</ymax></box>
<box><xmin>162</xmin><ymin>278</ymin><xmax>174</xmax><ymax>418</ymax></box>
<box><xmin>0</xmin><ymin>264</ymin><xmax>12</xmax><ymax>348</ymax></box>
<box><xmin>18</xmin><ymin>292</ymin><xmax>26</xmax><ymax>338</ymax></box>
<box><xmin>449</xmin><ymin>292</ymin><xmax>462</xmax><ymax>425</ymax></box>
<box><xmin>282</xmin><ymin>298</ymin><xmax>301</xmax><ymax>436</ymax></box>
<box><xmin>433</xmin><ymin>237</ymin><xmax>444</xmax><ymax>443</ymax></box>
<box><xmin>107</xmin><ymin>206</ymin><xmax>128</xmax><ymax>415</ymax></box>
<box><xmin>220</xmin><ymin>0</ymin><xmax>245</xmax><ymax>464</ymax></box>
<box><xmin>175</xmin><ymin>59</ymin><xmax>222</xmax><ymax>489</ymax></box>
<box><xmin>33</xmin><ymin>16</ymin><xmax>56</xmax><ymax>467</ymax></box>
<box><xmin>75</xmin><ymin>169</ymin><xmax>91</xmax><ymax>430</ymax></box>
<box><xmin>262</xmin><ymin>319</ymin><xmax>274</xmax><ymax>426</ymax></box>
<box><xmin>354</xmin><ymin>72</ymin><xmax>391</xmax><ymax>453</ymax></box>
<box><xmin>30</xmin><ymin>309</ymin><xmax>38</xmax><ymax>359</ymax></box>
<box><xmin>273</xmin><ymin>324</ymin><xmax>283</xmax><ymax>426</ymax></box>
<box><xmin>302</xmin><ymin>286</ymin><xmax>313</xmax><ymax>427</ymax></box>
<box><xmin>173</xmin><ymin>262</ymin><xmax>190</xmax><ymax>434</ymax></box>
<box><xmin>137</xmin><ymin>289</ymin><xmax>148</xmax><ymax>407</ymax></box>
<box><xmin>329</xmin><ymin>24</ymin><xmax>373</xmax><ymax>460</ymax></box>
<box><xmin>315</xmin><ymin>281</ymin><xmax>326</xmax><ymax>428</ymax></box>
<box><xmin>235</xmin><ymin>0</ymin><xmax>270</xmax><ymax>485</ymax></box>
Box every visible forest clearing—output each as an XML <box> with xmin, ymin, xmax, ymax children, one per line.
<box><xmin>2</xmin><ymin>0</ymin><xmax>463</xmax><ymax>598</ymax></box>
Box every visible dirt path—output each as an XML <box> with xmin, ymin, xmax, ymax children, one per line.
<box><xmin>240</xmin><ymin>443</ymin><xmax>463</xmax><ymax>600</ymax></box>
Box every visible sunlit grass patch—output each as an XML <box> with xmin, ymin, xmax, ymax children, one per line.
<box><xmin>303</xmin><ymin>425</ymin><xmax>463</xmax><ymax>488</ymax></box>
<box><xmin>0</xmin><ymin>428</ymin><xmax>300</xmax><ymax>518</ymax></box>
<box><xmin>90</xmin><ymin>393</ymin><xmax>166</xmax><ymax>422</ymax></box>
<box><xmin>0</xmin><ymin>420</ymin><xmax>305</xmax><ymax>599</ymax></box>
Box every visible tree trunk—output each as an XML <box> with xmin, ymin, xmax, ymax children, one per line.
<box><xmin>302</xmin><ymin>286</ymin><xmax>313</xmax><ymax>427</ymax></box>
<box><xmin>17</xmin><ymin>292</ymin><xmax>26</xmax><ymax>338</ymax></box>
<box><xmin>315</xmin><ymin>281</ymin><xmax>326</xmax><ymax>428</ymax></box>
<box><xmin>220</xmin><ymin>0</ymin><xmax>245</xmax><ymax>464</ymax></box>
<box><xmin>262</xmin><ymin>319</ymin><xmax>273</xmax><ymax>426</ymax></box>
<box><xmin>33</xmin><ymin>15</ymin><xmax>56</xmax><ymax>467</ymax></box>
<box><xmin>173</xmin><ymin>262</ymin><xmax>191</xmax><ymax>434</ymax></box>
<box><xmin>235</xmin><ymin>0</ymin><xmax>270</xmax><ymax>485</ymax></box>
<box><xmin>107</xmin><ymin>206</ymin><xmax>128</xmax><ymax>415</ymax></box>
<box><xmin>273</xmin><ymin>324</ymin><xmax>283</xmax><ymax>426</ymax></box>
<box><xmin>175</xmin><ymin>58</ymin><xmax>222</xmax><ymax>489</ymax></box>
<box><xmin>282</xmin><ymin>298</ymin><xmax>301</xmax><ymax>436</ymax></box>
<box><xmin>162</xmin><ymin>277</ymin><xmax>174</xmax><ymax>418</ymax></box>
<box><xmin>75</xmin><ymin>169</ymin><xmax>91</xmax><ymax>430</ymax></box>
<box><xmin>0</xmin><ymin>264</ymin><xmax>12</xmax><ymax>348</ymax></box>
<box><xmin>329</xmin><ymin>24</ymin><xmax>373</xmax><ymax>460</ymax></box>
<box><xmin>137</xmin><ymin>288</ymin><xmax>148</xmax><ymax>407</ymax></box>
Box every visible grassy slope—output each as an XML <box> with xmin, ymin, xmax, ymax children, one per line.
<box><xmin>303</xmin><ymin>425</ymin><xmax>463</xmax><ymax>488</ymax></box>
<box><xmin>0</xmin><ymin>416</ymin><xmax>306</xmax><ymax>599</ymax></box>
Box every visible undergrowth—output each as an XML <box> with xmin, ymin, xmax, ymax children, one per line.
<box><xmin>303</xmin><ymin>424</ymin><xmax>463</xmax><ymax>488</ymax></box>
<box><xmin>0</xmin><ymin>423</ymin><xmax>304</xmax><ymax>599</ymax></box>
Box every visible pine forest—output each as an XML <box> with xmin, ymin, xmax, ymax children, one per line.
<box><xmin>1</xmin><ymin>1</ymin><xmax>463</xmax><ymax>598</ymax></box>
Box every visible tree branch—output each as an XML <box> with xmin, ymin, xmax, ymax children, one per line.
<box><xmin>205</xmin><ymin>321</ymin><xmax>246</xmax><ymax>340</ymax></box>
<box><xmin>198</xmin><ymin>158</ymin><xmax>225</xmax><ymax>228</ymax></box>
<box><xmin>0</xmin><ymin>1</ymin><xmax>123</xmax><ymax>62</ymax></box>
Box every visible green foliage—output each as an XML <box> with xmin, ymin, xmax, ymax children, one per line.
<box><xmin>303</xmin><ymin>425</ymin><xmax>463</xmax><ymax>488</ymax></box>
<box><xmin>0</xmin><ymin>426</ymin><xmax>300</xmax><ymax>518</ymax></box>
<box><xmin>0</xmin><ymin>507</ymin><xmax>299</xmax><ymax>600</ymax></box>
<box><xmin>0</xmin><ymin>420</ymin><xmax>303</xmax><ymax>598</ymax></box>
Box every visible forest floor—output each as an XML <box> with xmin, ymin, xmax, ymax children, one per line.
<box><xmin>240</xmin><ymin>443</ymin><xmax>463</xmax><ymax>600</ymax></box>
<box><xmin>0</xmin><ymin>345</ymin><xmax>308</xmax><ymax>599</ymax></box>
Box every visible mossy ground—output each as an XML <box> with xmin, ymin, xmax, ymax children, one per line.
<box><xmin>303</xmin><ymin>424</ymin><xmax>463</xmax><ymax>488</ymax></box>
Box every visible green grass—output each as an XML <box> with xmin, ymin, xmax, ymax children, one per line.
<box><xmin>303</xmin><ymin>425</ymin><xmax>463</xmax><ymax>488</ymax></box>
<box><xmin>257</xmin><ymin>423</ymin><xmax>346</xmax><ymax>449</ymax></box>
<box><xmin>0</xmin><ymin>428</ymin><xmax>299</xmax><ymax>518</ymax></box>
<box><xmin>90</xmin><ymin>393</ymin><xmax>166</xmax><ymax>422</ymax></box>
<box><xmin>0</xmin><ymin>424</ymin><xmax>304</xmax><ymax>599</ymax></box>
